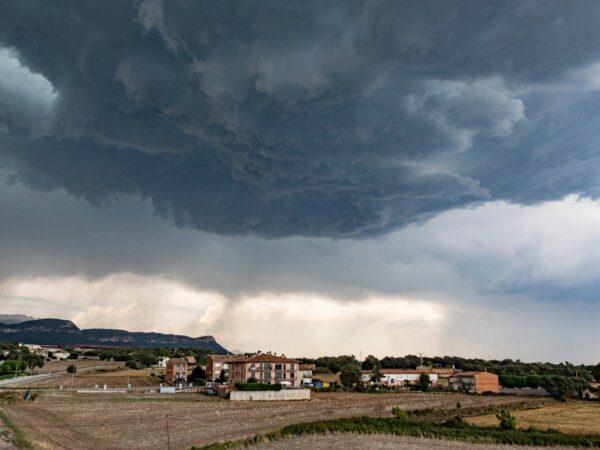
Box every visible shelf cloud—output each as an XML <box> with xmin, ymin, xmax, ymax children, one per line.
<box><xmin>2</xmin><ymin>1</ymin><xmax>600</xmax><ymax>237</ymax></box>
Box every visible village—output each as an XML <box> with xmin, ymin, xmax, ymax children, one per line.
<box><xmin>2</xmin><ymin>342</ymin><xmax>502</xmax><ymax>400</ymax></box>
<box><xmin>3</xmin><ymin>341</ymin><xmax>600</xmax><ymax>449</ymax></box>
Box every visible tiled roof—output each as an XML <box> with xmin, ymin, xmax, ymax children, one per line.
<box><xmin>207</xmin><ymin>355</ymin><xmax>240</xmax><ymax>362</ymax></box>
<box><xmin>450</xmin><ymin>371</ymin><xmax>492</xmax><ymax>376</ymax></box>
<box><xmin>168</xmin><ymin>358</ymin><xmax>189</xmax><ymax>364</ymax></box>
<box><xmin>299</xmin><ymin>364</ymin><xmax>315</xmax><ymax>370</ymax></box>
<box><xmin>229</xmin><ymin>353</ymin><xmax>298</xmax><ymax>364</ymax></box>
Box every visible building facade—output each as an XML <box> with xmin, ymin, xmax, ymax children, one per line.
<box><xmin>449</xmin><ymin>371</ymin><xmax>499</xmax><ymax>394</ymax></box>
<box><xmin>299</xmin><ymin>363</ymin><xmax>315</xmax><ymax>386</ymax></box>
<box><xmin>156</xmin><ymin>356</ymin><xmax>170</xmax><ymax>368</ymax></box>
<box><xmin>362</xmin><ymin>369</ymin><xmax>439</xmax><ymax>387</ymax></box>
<box><xmin>228</xmin><ymin>353</ymin><xmax>300</xmax><ymax>388</ymax></box>
<box><xmin>165</xmin><ymin>358</ymin><xmax>188</xmax><ymax>385</ymax></box>
<box><xmin>206</xmin><ymin>355</ymin><xmax>239</xmax><ymax>382</ymax></box>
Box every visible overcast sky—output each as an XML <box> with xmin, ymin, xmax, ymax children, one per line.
<box><xmin>2</xmin><ymin>1</ymin><xmax>600</xmax><ymax>362</ymax></box>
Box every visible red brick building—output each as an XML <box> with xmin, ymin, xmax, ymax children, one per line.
<box><xmin>165</xmin><ymin>358</ymin><xmax>189</xmax><ymax>385</ymax></box>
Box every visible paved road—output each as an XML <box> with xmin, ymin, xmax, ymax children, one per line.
<box><xmin>0</xmin><ymin>365</ymin><xmax>117</xmax><ymax>387</ymax></box>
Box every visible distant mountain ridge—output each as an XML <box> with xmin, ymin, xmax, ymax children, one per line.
<box><xmin>0</xmin><ymin>314</ymin><xmax>36</xmax><ymax>325</ymax></box>
<box><xmin>0</xmin><ymin>318</ymin><xmax>228</xmax><ymax>353</ymax></box>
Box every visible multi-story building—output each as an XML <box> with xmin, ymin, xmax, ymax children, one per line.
<box><xmin>165</xmin><ymin>358</ymin><xmax>188</xmax><ymax>385</ymax></box>
<box><xmin>299</xmin><ymin>363</ymin><xmax>315</xmax><ymax>386</ymax></box>
<box><xmin>228</xmin><ymin>353</ymin><xmax>300</xmax><ymax>388</ymax></box>
<box><xmin>449</xmin><ymin>371</ymin><xmax>499</xmax><ymax>394</ymax></box>
<box><xmin>206</xmin><ymin>355</ymin><xmax>239</xmax><ymax>382</ymax></box>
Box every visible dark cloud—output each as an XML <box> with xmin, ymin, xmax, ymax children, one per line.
<box><xmin>2</xmin><ymin>0</ymin><xmax>600</xmax><ymax>237</ymax></box>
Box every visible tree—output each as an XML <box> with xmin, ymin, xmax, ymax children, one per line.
<box><xmin>418</xmin><ymin>373</ymin><xmax>430</xmax><ymax>392</ymax></box>
<box><xmin>23</xmin><ymin>353</ymin><xmax>44</xmax><ymax>374</ymax></box>
<box><xmin>67</xmin><ymin>364</ymin><xmax>77</xmax><ymax>374</ymax></box>
<box><xmin>496</xmin><ymin>409</ymin><xmax>516</xmax><ymax>430</ymax></box>
<box><xmin>68</xmin><ymin>351</ymin><xmax>80</xmax><ymax>360</ymax></box>
<box><xmin>136</xmin><ymin>351</ymin><xmax>158</xmax><ymax>367</ymax></box>
<box><xmin>371</xmin><ymin>369</ymin><xmax>384</xmax><ymax>383</ymax></box>
<box><xmin>125</xmin><ymin>360</ymin><xmax>138</xmax><ymax>369</ymax></box>
<box><xmin>190</xmin><ymin>366</ymin><xmax>206</xmax><ymax>381</ymax></box>
<box><xmin>0</xmin><ymin>360</ymin><xmax>27</xmax><ymax>376</ymax></box>
<box><xmin>543</xmin><ymin>376</ymin><xmax>576</xmax><ymax>400</ymax></box>
<box><xmin>339</xmin><ymin>363</ymin><xmax>362</xmax><ymax>389</ymax></box>
<box><xmin>361</xmin><ymin>355</ymin><xmax>380</xmax><ymax>371</ymax></box>
<box><xmin>218</xmin><ymin>369</ymin><xmax>226</xmax><ymax>383</ymax></box>
<box><xmin>592</xmin><ymin>363</ymin><xmax>600</xmax><ymax>382</ymax></box>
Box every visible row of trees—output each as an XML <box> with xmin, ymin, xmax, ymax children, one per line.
<box><xmin>500</xmin><ymin>374</ymin><xmax>590</xmax><ymax>399</ymax></box>
<box><xmin>0</xmin><ymin>345</ymin><xmax>45</xmax><ymax>375</ymax></box>
<box><xmin>368</xmin><ymin>354</ymin><xmax>596</xmax><ymax>380</ymax></box>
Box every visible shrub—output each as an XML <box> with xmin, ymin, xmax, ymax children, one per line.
<box><xmin>66</xmin><ymin>364</ymin><xmax>77</xmax><ymax>374</ymax></box>
<box><xmin>125</xmin><ymin>360</ymin><xmax>138</xmax><ymax>370</ymax></box>
<box><xmin>391</xmin><ymin>407</ymin><xmax>409</xmax><ymax>420</ymax></box>
<box><xmin>496</xmin><ymin>409</ymin><xmax>516</xmax><ymax>430</ymax></box>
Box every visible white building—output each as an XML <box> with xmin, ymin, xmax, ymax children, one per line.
<box><xmin>362</xmin><ymin>369</ymin><xmax>438</xmax><ymax>387</ymax></box>
<box><xmin>20</xmin><ymin>343</ymin><xmax>42</xmax><ymax>353</ymax></box>
<box><xmin>156</xmin><ymin>356</ymin><xmax>170</xmax><ymax>368</ymax></box>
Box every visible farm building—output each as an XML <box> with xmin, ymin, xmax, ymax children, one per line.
<box><xmin>165</xmin><ymin>358</ymin><xmax>189</xmax><ymax>385</ymax></box>
<box><xmin>299</xmin><ymin>363</ymin><xmax>315</xmax><ymax>386</ymax></box>
<box><xmin>206</xmin><ymin>355</ymin><xmax>239</xmax><ymax>381</ymax></box>
<box><xmin>449</xmin><ymin>371</ymin><xmax>499</xmax><ymax>394</ymax></box>
<box><xmin>362</xmin><ymin>369</ymin><xmax>438</xmax><ymax>387</ymax></box>
<box><xmin>228</xmin><ymin>353</ymin><xmax>301</xmax><ymax>388</ymax></box>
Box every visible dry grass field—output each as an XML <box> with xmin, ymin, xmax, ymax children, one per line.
<box><xmin>252</xmin><ymin>434</ymin><xmax>579</xmax><ymax>449</ymax></box>
<box><xmin>25</xmin><ymin>367</ymin><xmax>159</xmax><ymax>389</ymax></box>
<box><xmin>0</xmin><ymin>392</ymin><xmax>538</xmax><ymax>450</ymax></box>
<box><xmin>467</xmin><ymin>402</ymin><xmax>600</xmax><ymax>435</ymax></box>
<box><xmin>36</xmin><ymin>360</ymin><xmax>124</xmax><ymax>374</ymax></box>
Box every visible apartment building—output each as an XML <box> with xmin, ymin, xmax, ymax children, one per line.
<box><xmin>228</xmin><ymin>353</ymin><xmax>300</xmax><ymax>388</ymax></box>
<box><xmin>206</xmin><ymin>355</ymin><xmax>239</xmax><ymax>382</ymax></box>
<box><xmin>165</xmin><ymin>358</ymin><xmax>188</xmax><ymax>385</ymax></box>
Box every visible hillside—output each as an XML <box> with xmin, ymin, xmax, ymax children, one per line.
<box><xmin>0</xmin><ymin>314</ymin><xmax>36</xmax><ymax>324</ymax></box>
<box><xmin>0</xmin><ymin>318</ymin><xmax>228</xmax><ymax>353</ymax></box>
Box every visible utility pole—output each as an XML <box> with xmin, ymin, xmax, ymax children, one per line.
<box><xmin>15</xmin><ymin>349</ymin><xmax>21</xmax><ymax>379</ymax></box>
<box><xmin>419</xmin><ymin>352</ymin><xmax>423</xmax><ymax>370</ymax></box>
<box><xmin>165</xmin><ymin>415</ymin><xmax>171</xmax><ymax>450</ymax></box>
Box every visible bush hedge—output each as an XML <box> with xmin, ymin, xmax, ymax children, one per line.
<box><xmin>193</xmin><ymin>414</ymin><xmax>600</xmax><ymax>450</ymax></box>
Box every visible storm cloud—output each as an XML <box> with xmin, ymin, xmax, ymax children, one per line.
<box><xmin>1</xmin><ymin>1</ymin><xmax>600</xmax><ymax>237</ymax></box>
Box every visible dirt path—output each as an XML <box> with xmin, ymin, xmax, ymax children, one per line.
<box><xmin>0</xmin><ymin>409</ymin><xmax>19</xmax><ymax>450</ymax></box>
